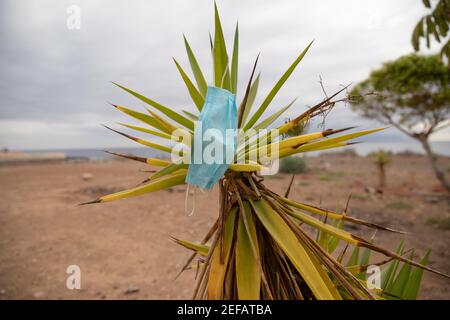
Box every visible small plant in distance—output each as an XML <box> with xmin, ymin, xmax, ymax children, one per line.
<box><xmin>82</xmin><ymin>3</ymin><xmax>449</xmax><ymax>299</ymax></box>
<box><xmin>373</xmin><ymin>149</ymin><xmax>390</xmax><ymax>189</ymax></box>
<box><xmin>280</xmin><ymin>156</ymin><xmax>308</xmax><ymax>174</ymax></box>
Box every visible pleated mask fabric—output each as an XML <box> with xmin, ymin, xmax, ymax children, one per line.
<box><xmin>185</xmin><ymin>86</ymin><xmax>237</xmax><ymax>189</ymax></box>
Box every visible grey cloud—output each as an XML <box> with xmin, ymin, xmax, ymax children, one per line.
<box><xmin>0</xmin><ymin>0</ymin><xmax>447</xmax><ymax>150</ymax></box>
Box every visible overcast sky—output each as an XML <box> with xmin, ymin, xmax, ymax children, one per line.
<box><xmin>0</xmin><ymin>0</ymin><xmax>448</xmax><ymax>151</ymax></box>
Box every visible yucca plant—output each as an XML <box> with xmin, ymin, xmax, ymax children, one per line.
<box><xmin>82</xmin><ymin>3</ymin><xmax>448</xmax><ymax>299</ymax></box>
<box><xmin>315</xmin><ymin>212</ymin><xmax>432</xmax><ymax>300</ymax></box>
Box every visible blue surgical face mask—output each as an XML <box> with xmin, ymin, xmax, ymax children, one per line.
<box><xmin>185</xmin><ymin>86</ymin><xmax>237</xmax><ymax>189</ymax></box>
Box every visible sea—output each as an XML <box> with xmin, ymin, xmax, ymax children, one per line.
<box><xmin>26</xmin><ymin>147</ymin><xmax>166</xmax><ymax>161</ymax></box>
<box><xmin>25</xmin><ymin>141</ymin><xmax>450</xmax><ymax>161</ymax></box>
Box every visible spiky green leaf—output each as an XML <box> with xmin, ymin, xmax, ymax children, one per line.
<box><xmin>183</xmin><ymin>35</ymin><xmax>208</xmax><ymax>96</ymax></box>
<box><xmin>244</xmin><ymin>41</ymin><xmax>313</xmax><ymax>130</ymax></box>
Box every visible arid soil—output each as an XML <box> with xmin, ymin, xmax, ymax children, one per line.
<box><xmin>0</xmin><ymin>155</ymin><xmax>449</xmax><ymax>299</ymax></box>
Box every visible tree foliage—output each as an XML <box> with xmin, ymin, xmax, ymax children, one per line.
<box><xmin>350</xmin><ymin>54</ymin><xmax>449</xmax><ymax>138</ymax></box>
<box><xmin>412</xmin><ymin>0</ymin><xmax>450</xmax><ymax>62</ymax></box>
<box><xmin>351</xmin><ymin>53</ymin><xmax>450</xmax><ymax>191</ymax></box>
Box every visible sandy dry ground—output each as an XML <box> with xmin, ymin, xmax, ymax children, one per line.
<box><xmin>0</xmin><ymin>155</ymin><xmax>449</xmax><ymax>300</ymax></box>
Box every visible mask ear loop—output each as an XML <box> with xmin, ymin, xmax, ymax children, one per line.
<box><xmin>184</xmin><ymin>184</ymin><xmax>196</xmax><ymax>216</ymax></box>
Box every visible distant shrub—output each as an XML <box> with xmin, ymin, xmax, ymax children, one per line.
<box><xmin>279</xmin><ymin>156</ymin><xmax>307</xmax><ymax>174</ymax></box>
<box><xmin>385</xmin><ymin>200</ymin><xmax>412</xmax><ymax>210</ymax></box>
<box><xmin>372</xmin><ymin>149</ymin><xmax>390</xmax><ymax>188</ymax></box>
<box><xmin>320</xmin><ymin>148</ymin><xmax>358</xmax><ymax>158</ymax></box>
<box><xmin>329</xmin><ymin>171</ymin><xmax>346</xmax><ymax>178</ymax></box>
<box><xmin>395</xmin><ymin>149</ymin><xmax>422</xmax><ymax>157</ymax></box>
<box><xmin>352</xmin><ymin>193</ymin><xmax>369</xmax><ymax>201</ymax></box>
<box><xmin>426</xmin><ymin>217</ymin><xmax>450</xmax><ymax>230</ymax></box>
<box><xmin>318</xmin><ymin>171</ymin><xmax>345</xmax><ymax>182</ymax></box>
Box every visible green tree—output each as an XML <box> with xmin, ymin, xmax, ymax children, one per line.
<box><xmin>412</xmin><ymin>0</ymin><xmax>450</xmax><ymax>62</ymax></box>
<box><xmin>350</xmin><ymin>54</ymin><xmax>450</xmax><ymax>192</ymax></box>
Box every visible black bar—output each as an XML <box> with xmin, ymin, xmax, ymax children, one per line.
<box><xmin>0</xmin><ymin>300</ymin><xmax>448</xmax><ymax>319</ymax></box>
